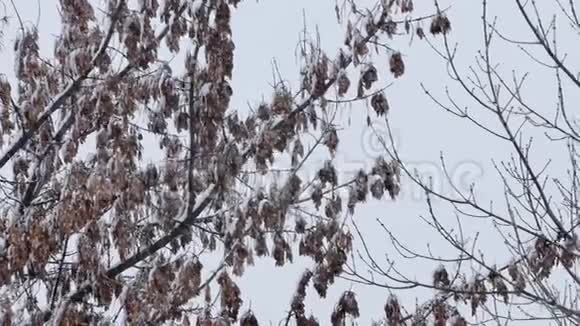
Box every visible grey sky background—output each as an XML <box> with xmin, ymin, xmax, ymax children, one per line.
<box><xmin>1</xmin><ymin>0</ymin><xmax>575</xmax><ymax>324</ymax></box>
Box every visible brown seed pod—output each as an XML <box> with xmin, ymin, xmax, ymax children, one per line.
<box><xmin>430</xmin><ymin>14</ymin><xmax>452</xmax><ymax>35</ymax></box>
<box><xmin>337</xmin><ymin>72</ymin><xmax>350</xmax><ymax>97</ymax></box>
<box><xmin>371</xmin><ymin>93</ymin><xmax>389</xmax><ymax>116</ymax></box>
<box><xmin>389</xmin><ymin>52</ymin><xmax>405</xmax><ymax>78</ymax></box>
<box><xmin>417</xmin><ymin>26</ymin><xmax>425</xmax><ymax>39</ymax></box>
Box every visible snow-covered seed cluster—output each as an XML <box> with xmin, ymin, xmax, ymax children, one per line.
<box><xmin>331</xmin><ymin>291</ymin><xmax>360</xmax><ymax>326</ymax></box>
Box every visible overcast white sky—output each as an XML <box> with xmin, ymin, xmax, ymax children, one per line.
<box><xmin>2</xmin><ymin>0</ymin><xmax>576</xmax><ymax>324</ymax></box>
